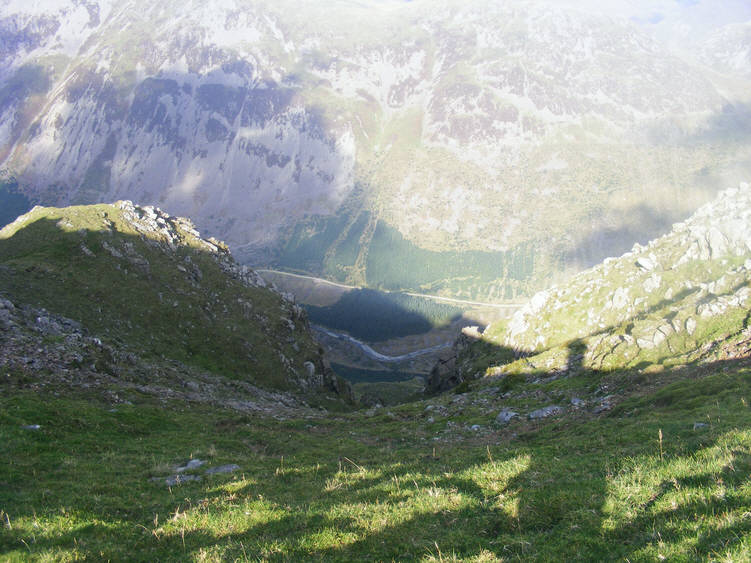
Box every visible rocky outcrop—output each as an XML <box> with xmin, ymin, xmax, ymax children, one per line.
<box><xmin>501</xmin><ymin>183</ymin><xmax>751</xmax><ymax>367</ymax></box>
<box><xmin>426</xmin><ymin>327</ymin><xmax>484</xmax><ymax>393</ymax></box>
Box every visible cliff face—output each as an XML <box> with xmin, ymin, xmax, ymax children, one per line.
<box><xmin>0</xmin><ymin>201</ymin><xmax>353</xmax><ymax>403</ymax></box>
<box><xmin>3</xmin><ymin>1</ymin><xmax>751</xmax><ymax>298</ymax></box>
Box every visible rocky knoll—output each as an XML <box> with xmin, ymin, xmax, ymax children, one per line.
<box><xmin>0</xmin><ymin>201</ymin><xmax>353</xmax><ymax>402</ymax></box>
<box><xmin>0</xmin><ymin>297</ymin><xmax>340</xmax><ymax>416</ymax></box>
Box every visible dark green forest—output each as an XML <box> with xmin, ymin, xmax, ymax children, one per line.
<box><xmin>276</xmin><ymin>209</ymin><xmax>537</xmax><ymax>299</ymax></box>
<box><xmin>0</xmin><ymin>179</ymin><xmax>31</xmax><ymax>228</ymax></box>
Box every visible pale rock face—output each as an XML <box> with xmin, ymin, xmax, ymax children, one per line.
<box><xmin>636</xmin><ymin>256</ymin><xmax>655</xmax><ymax>271</ymax></box>
<box><xmin>701</xmin><ymin>22</ymin><xmax>751</xmax><ymax>78</ymax></box>
<box><xmin>643</xmin><ymin>273</ymin><xmax>661</xmax><ymax>293</ymax></box>
<box><xmin>611</xmin><ymin>287</ymin><xmax>630</xmax><ymax>309</ymax></box>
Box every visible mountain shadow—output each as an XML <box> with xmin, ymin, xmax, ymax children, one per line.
<box><xmin>0</xmin><ymin>176</ymin><xmax>32</xmax><ymax>229</ymax></box>
<box><xmin>304</xmin><ymin>288</ymin><xmax>464</xmax><ymax>342</ymax></box>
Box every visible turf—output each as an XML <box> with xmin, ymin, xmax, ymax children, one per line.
<box><xmin>2</xmin><ymin>359</ymin><xmax>750</xmax><ymax>561</ymax></box>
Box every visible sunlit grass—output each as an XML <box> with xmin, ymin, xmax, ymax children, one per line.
<box><xmin>2</xmin><ymin>361</ymin><xmax>751</xmax><ymax>560</ymax></box>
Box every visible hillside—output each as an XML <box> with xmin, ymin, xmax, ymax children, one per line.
<box><xmin>0</xmin><ymin>201</ymin><xmax>352</xmax><ymax>402</ymax></box>
<box><xmin>0</xmin><ymin>190</ymin><xmax>750</xmax><ymax>559</ymax></box>
<box><xmin>3</xmin><ymin>0</ymin><xmax>751</xmax><ymax>299</ymax></box>
<box><xmin>429</xmin><ymin>182</ymin><xmax>751</xmax><ymax>397</ymax></box>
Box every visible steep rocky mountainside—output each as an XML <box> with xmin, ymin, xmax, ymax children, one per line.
<box><xmin>2</xmin><ymin>0</ymin><xmax>751</xmax><ymax>299</ymax></box>
<box><xmin>701</xmin><ymin>21</ymin><xmax>751</xmax><ymax>79</ymax></box>
<box><xmin>0</xmin><ymin>297</ymin><xmax>333</xmax><ymax>416</ymax></box>
<box><xmin>430</xmin><ymin>182</ymin><xmax>751</xmax><ymax>392</ymax></box>
<box><xmin>0</xmin><ymin>201</ymin><xmax>352</xmax><ymax>403</ymax></box>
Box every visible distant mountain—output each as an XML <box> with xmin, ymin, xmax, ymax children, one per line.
<box><xmin>2</xmin><ymin>0</ymin><xmax>751</xmax><ymax>299</ymax></box>
<box><xmin>0</xmin><ymin>200</ymin><xmax>352</xmax><ymax>402</ymax></box>
<box><xmin>701</xmin><ymin>21</ymin><xmax>751</xmax><ymax>78</ymax></box>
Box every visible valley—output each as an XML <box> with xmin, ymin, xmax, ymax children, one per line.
<box><xmin>4</xmin><ymin>0</ymin><xmax>751</xmax><ymax>302</ymax></box>
<box><xmin>1</xmin><ymin>184</ymin><xmax>751</xmax><ymax>560</ymax></box>
<box><xmin>2</xmin><ymin>0</ymin><xmax>751</xmax><ymax>560</ymax></box>
<box><xmin>261</xmin><ymin>268</ymin><xmax>520</xmax><ymax>402</ymax></box>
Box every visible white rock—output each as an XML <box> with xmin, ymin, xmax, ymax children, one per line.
<box><xmin>611</xmin><ymin>287</ymin><xmax>630</xmax><ymax>309</ymax></box>
<box><xmin>636</xmin><ymin>256</ymin><xmax>655</xmax><ymax>271</ymax></box>
<box><xmin>495</xmin><ymin>409</ymin><xmax>518</xmax><ymax>425</ymax></box>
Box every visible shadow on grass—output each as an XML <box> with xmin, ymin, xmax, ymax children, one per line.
<box><xmin>2</xmin><ymin>354</ymin><xmax>751</xmax><ymax>560</ymax></box>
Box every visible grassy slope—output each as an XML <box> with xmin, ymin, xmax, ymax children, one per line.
<box><xmin>0</xmin><ymin>203</ymin><xmax>323</xmax><ymax>391</ymax></box>
<box><xmin>1</xmin><ymin>358</ymin><xmax>750</xmax><ymax>561</ymax></box>
<box><xmin>1</xmin><ymin>198</ymin><xmax>750</xmax><ymax>560</ymax></box>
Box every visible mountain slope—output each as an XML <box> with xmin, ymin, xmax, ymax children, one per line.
<box><xmin>430</xmin><ymin>182</ymin><xmax>751</xmax><ymax>391</ymax></box>
<box><xmin>0</xmin><ymin>200</ymin><xmax>351</xmax><ymax>400</ymax></box>
<box><xmin>701</xmin><ymin>21</ymin><xmax>751</xmax><ymax>79</ymax></box>
<box><xmin>2</xmin><ymin>0</ymin><xmax>751</xmax><ymax>299</ymax></box>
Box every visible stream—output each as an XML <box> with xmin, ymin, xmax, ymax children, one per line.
<box><xmin>313</xmin><ymin>326</ymin><xmax>451</xmax><ymax>363</ymax></box>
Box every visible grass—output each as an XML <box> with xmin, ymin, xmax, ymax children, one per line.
<box><xmin>0</xmin><ymin>203</ymin><xmax>327</xmax><ymax>392</ymax></box>
<box><xmin>2</xmin><ymin>358</ymin><xmax>750</xmax><ymax>561</ymax></box>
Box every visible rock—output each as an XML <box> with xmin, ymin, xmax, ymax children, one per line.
<box><xmin>426</xmin><ymin>352</ymin><xmax>459</xmax><ymax>393</ymax></box>
<box><xmin>685</xmin><ymin>317</ymin><xmax>697</xmax><ymax>335</ymax></box>
<box><xmin>693</xmin><ymin>422</ymin><xmax>709</xmax><ymax>430</ymax></box>
<box><xmin>157</xmin><ymin>474</ymin><xmax>201</xmax><ymax>486</ymax></box>
<box><xmin>0</xmin><ymin>309</ymin><xmax>10</xmax><ymax>329</ymax></box>
<box><xmin>496</xmin><ymin>409</ymin><xmax>518</xmax><ymax>424</ymax></box>
<box><xmin>706</xmin><ymin>227</ymin><xmax>729</xmax><ymax>258</ymax></box>
<box><xmin>176</xmin><ymin>459</ymin><xmax>205</xmax><ymax>472</ymax></box>
<box><xmin>570</xmin><ymin>397</ymin><xmax>586</xmax><ymax>408</ymax></box>
<box><xmin>636</xmin><ymin>337</ymin><xmax>655</xmax><ymax>350</ymax></box>
<box><xmin>643</xmin><ymin>274</ymin><xmax>661</xmax><ymax>293</ymax></box>
<box><xmin>303</xmin><ymin>361</ymin><xmax>316</xmax><ymax>378</ymax></box>
<box><xmin>593</xmin><ymin>395</ymin><xmax>615</xmax><ymax>414</ymax></box>
<box><xmin>461</xmin><ymin>326</ymin><xmax>483</xmax><ymax>339</ymax></box>
<box><xmin>101</xmin><ymin>241</ymin><xmax>123</xmax><ymax>259</ymax></box>
<box><xmin>611</xmin><ymin>287</ymin><xmax>630</xmax><ymax>309</ymax></box>
<box><xmin>528</xmin><ymin>405</ymin><xmax>563</xmax><ymax>420</ymax></box>
<box><xmin>636</xmin><ymin>256</ymin><xmax>655</xmax><ymax>271</ymax></box>
<box><xmin>205</xmin><ymin>464</ymin><xmax>241</xmax><ymax>475</ymax></box>
<box><xmin>470</xmin><ymin>424</ymin><xmax>482</xmax><ymax>431</ymax></box>
<box><xmin>652</xmin><ymin>330</ymin><xmax>666</xmax><ymax>347</ymax></box>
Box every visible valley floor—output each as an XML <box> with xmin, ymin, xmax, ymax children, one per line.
<box><xmin>2</xmin><ymin>357</ymin><xmax>751</xmax><ymax>561</ymax></box>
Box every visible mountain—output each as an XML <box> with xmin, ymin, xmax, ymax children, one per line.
<box><xmin>0</xmin><ymin>200</ymin><xmax>353</xmax><ymax>403</ymax></box>
<box><xmin>701</xmin><ymin>21</ymin><xmax>751</xmax><ymax>79</ymax></box>
<box><xmin>429</xmin><ymin>181</ymin><xmax>751</xmax><ymax>391</ymax></box>
<box><xmin>2</xmin><ymin>0</ymin><xmax>751</xmax><ymax>300</ymax></box>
